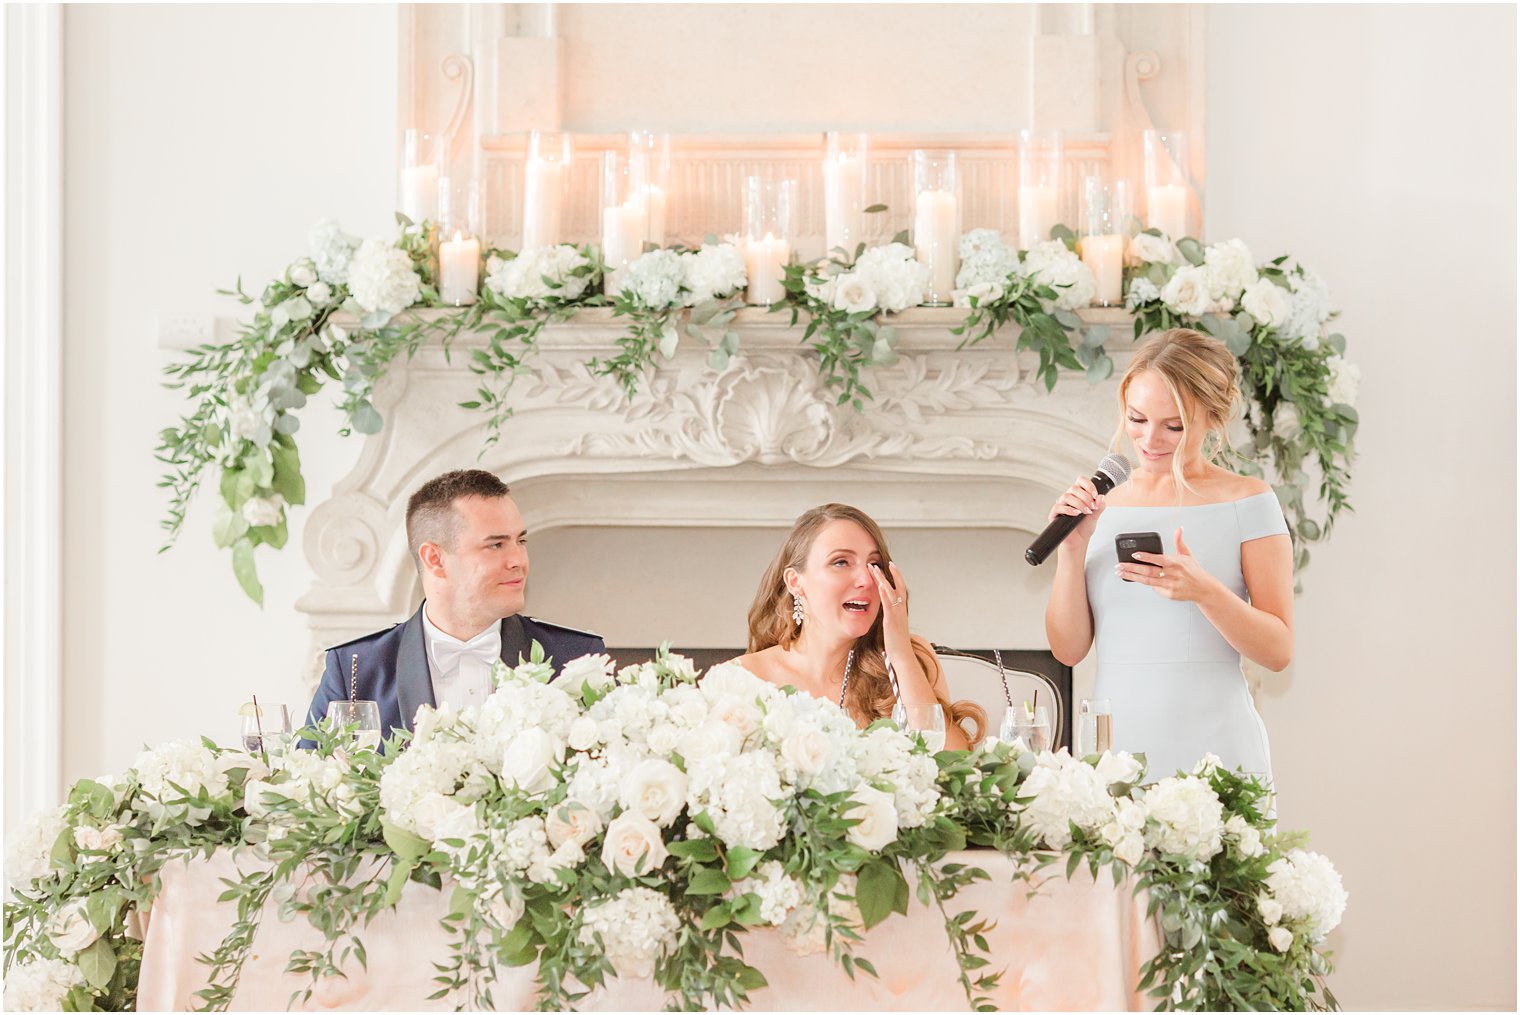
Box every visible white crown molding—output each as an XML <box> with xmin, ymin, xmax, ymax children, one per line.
<box><xmin>2</xmin><ymin>3</ymin><xmax>63</xmax><ymax>829</ymax></box>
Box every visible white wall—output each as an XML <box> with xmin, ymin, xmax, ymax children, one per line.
<box><xmin>1206</xmin><ymin>5</ymin><xmax>1516</xmax><ymax>1009</ymax></box>
<box><xmin>43</xmin><ymin>3</ymin><xmax>1517</xmax><ymax>1010</ymax></box>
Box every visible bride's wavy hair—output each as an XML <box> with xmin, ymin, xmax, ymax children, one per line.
<box><xmin>747</xmin><ymin>503</ymin><xmax>985</xmax><ymax>743</ymax></box>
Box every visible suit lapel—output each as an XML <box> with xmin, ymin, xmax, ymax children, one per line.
<box><xmin>395</xmin><ymin>605</ymin><xmax>434</xmax><ymax>732</ymax></box>
<box><xmin>499</xmin><ymin>614</ymin><xmax>531</xmax><ymax>668</ymax></box>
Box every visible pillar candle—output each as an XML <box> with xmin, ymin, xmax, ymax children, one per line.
<box><xmin>439</xmin><ymin>231</ymin><xmax>480</xmax><ymax>306</ymax></box>
<box><xmin>1018</xmin><ymin>184</ymin><xmax>1058</xmax><ymax>250</ymax></box>
<box><xmin>1146</xmin><ymin>184</ymin><xmax>1189</xmax><ymax>241</ymax></box>
<box><xmin>824</xmin><ymin>154</ymin><xmax>865</xmax><ymax>256</ymax></box>
<box><xmin>602</xmin><ymin>202</ymin><xmax>648</xmax><ymax>294</ymax></box>
<box><xmin>400</xmin><ymin>164</ymin><xmax>438</xmax><ymax>224</ymax></box>
<box><xmin>745</xmin><ymin>233</ymin><xmax>791</xmax><ymax>306</ymax></box>
<box><xmin>913</xmin><ymin>189</ymin><xmax>959</xmax><ymax>304</ymax></box>
<box><xmin>521</xmin><ymin>157</ymin><xmax>564</xmax><ymax>250</ymax></box>
<box><xmin>1080</xmin><ymin>234</ymin><xmax>1125</xmax><ymax>306</ymax></box>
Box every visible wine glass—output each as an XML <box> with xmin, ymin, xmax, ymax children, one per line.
<box><xmin>240</xmin><ymin>702</ymin><xmax>292</xmax><ymax>757</ymax></box>
<box><xmin>892</xmin><ymin>702</ymin><xmax>947</xmax><ymax>753</ymax></box>
<box><xmin>326</xmin><ymin>700</ymin><xmax>383</xmax><ymax>751</ymax></box>
<box><xmin>1000</xmin><ymin>704</ymin><xmax>1051</xmax><ymax>753</ymax></box>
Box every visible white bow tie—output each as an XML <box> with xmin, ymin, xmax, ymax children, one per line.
<box><xmin>433</xmin><ymin>637</ymin><xmax>499</xmax><ymax>676</ymax></box>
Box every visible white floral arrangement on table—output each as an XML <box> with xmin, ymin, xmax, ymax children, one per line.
<box><xmin>4</xmin><ymin>648</ymin><xmax>1346</xmax><ymax>1012</ymax></box>
<box><xmin>595</xmin><ymin>241</ymin><xmax>749</xmax><ymax>393</ymax></box>
<box><xmin>1123</xmin><ymin>231</ymin><xmax>1359</xmax><ymax>570</ymax></box>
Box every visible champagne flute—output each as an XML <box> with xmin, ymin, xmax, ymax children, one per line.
<box><xmin>326</xmin><ymin>700</ymin><xmax>383</xmax><ymax>751</ymax></box>
<box><xmin>892</xmin><ymin>702</ymin><xmax>948</xmax><ymax>753</ymax></box>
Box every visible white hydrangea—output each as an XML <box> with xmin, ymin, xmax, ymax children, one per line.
<box><xmin>1224</xmin><ymin>813</ymin><xmax>1265</xmax><ymax>858</ymax></box>
<box><xmin>1272</xmin><ymin>401</ymin><xmax>1302</xmax><ymax>440</ymax></box>
<box><xmin>622</xmin><ymin>248</ymin><xmax>685</xmax><ymax>309</ymax></box>
<box><xmin>1014</xmin><ymin>751</ymin><xmax>1117</xmax><ymax>849</ymax></box>
<box><xmin>1203</xmin><ymin>238</ymin><xmax>1258</xmax><ymax>309</ymax></box>
<box><xmin>1160</xmin><ymin>264</ymin><xmax>1214</xmax><ymax>317</ymax></box>
<box><xmin>308</xmin><ymin>219</ymin><xmax>357</xmax><ymax>285</ymax></box>
<box><xmin>3</xmin><ymin>956</ymin><xmax>85</xmax><ymax>1012</ymax></box>
<box><xmin>1241</xmin><ymin>277</ymin><xmax>1290</xmax><ymax>329</ymax></box>
<box><xmin>133</xmin><ymin>740</ymin><xmax>235</xmax><ymax>825</ymax></box>
<box><xmin>378</xmin><ymin>738</ymin><xmax>476</xmax><ymax>837</ymax></box>
<box><xmin>1326</xmin><ymin>355</ymin><xmax>1360</xmax><ymax>407</ymax></box>
<box><xmin>854</xmin><ymin>243</ymin><xmax>930</xmax><ymax>312</ymax></box>
<box><xmin>680</xmin><ymin>243</ymin><xmax>747</xmax><ymax>305</ymax></box>
<box><xmin>954</xmin><ymin>228</ymin><xmax>1019</xmax><ymax>304</ymax></box>
<box><xmin>576</xmin><ymin>886</ymin><xmax>681</xmax><ymax>979</ymax></box>
<box><xmin>1264</xmin><ymin>849</ymin><xmax>1348</xmax><ymax>940</ymax></box>
<box><xmin>485</xmin><ymin>245</ymin><xmax>592</xmax><ymax>306</ymax></box>
<box><xmin>851</xmin><ymin>727</ymin><xmax>940</xmax><ymax>829</ymax></box>
<box><xmin>1099</xmin><ymin>798</ymin><xmax>1148</xmax><ymax>866</ymax></box>
<box><xmin>735</xmin><ymin>860</ymin><xmax>804</xmax><ymax>926</ymax></box>
<box><xmin>347</xmin><ymin>238</ymin><xmax>422</xmax><ymax>316</ymax></box>
<box><xmin>6</xmin><ymin>804</ymin><xmax>68</xmax><ymax>890</ymax></box>
<box><xmin>685</xmin><ymin>750</ymin><xmax>786</xmax><ymax>851</ymax></box>
<box><xmin>1283</xmin><ymin>267</ymin><xmax>1332</xmax><ymax>348</ymax></box>
<box><xmin>563</xmin><ymin>755</ymin><xmax>622</xmax><ymax>822</ymax></box>
<box><xmin>1141</xmin><ymin>775</ymin><xmax>1225</xmax><ymax>861</ymax></box>
<box><xmin>1020</xmin><ymin>240</ymin><xmax>1097</xmax><ymax>311</ymax></box>
<box><xmin>1124</xmin><ymin>277</ymin><xmax>1162</xmax><ymax>310</ymax></box>
<box><xmin>779</xmin><ymin>873</ymin><xmax>861</xmax><ymax>957</ymax></box>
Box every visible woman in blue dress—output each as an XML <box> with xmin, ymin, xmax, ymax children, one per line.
<box><xmin>1043</xmin><ymin>328</ymin><xmax>1294</xmax><ymax>782</ymax></box>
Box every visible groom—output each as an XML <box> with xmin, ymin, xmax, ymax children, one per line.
<box><xmin>304</xmin><ymin>469</ymin><xmax>604</xmax><ymax>740</ymax></box>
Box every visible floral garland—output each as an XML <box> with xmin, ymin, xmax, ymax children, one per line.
<box><xmin>3</xmin><ymin>650</ymin><xmax>1345</xmax><ymax>1012</ymax></box>
<box><xmin>156</xmin><ymin>219</ymin><xmax>1357</xmax><ymax>602</ymax></box>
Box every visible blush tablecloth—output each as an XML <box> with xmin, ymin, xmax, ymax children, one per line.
<box><xmin>136</xmin><ymin>849</ymin><xmax>1161</xmax><ymax>1011</ymax></box>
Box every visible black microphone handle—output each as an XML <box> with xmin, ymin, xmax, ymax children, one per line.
<box><xmin>1024</xmin><ymin>470</ymin><xmax>1119</xmax><ymax>566</ymax></box>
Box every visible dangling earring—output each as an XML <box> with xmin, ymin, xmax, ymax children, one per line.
<box><xmin>792</xmin><ymin>593</ymin><xmax>805</xmax><ymax>628</ymax></box>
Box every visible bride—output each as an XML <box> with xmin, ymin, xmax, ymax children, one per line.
<box><xmin>732</xmin><ymin>504</ymin><xmax>983</xmax><ymax>749</ymax></box>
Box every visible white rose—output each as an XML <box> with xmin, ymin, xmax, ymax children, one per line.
<box><xmin>1272</xmin><ymin>402</ymin><xmax>1302</xmax><ymax>440</ymax></box>
<box><xmin>1129</xmin><ymin>232</ymin><xmax>1177</xmax><ymax>265</ymax></box>
<box><xmin>1258</xmin><ymin>894</ymin><xmax>1284</xmax><ymax>926</ymax></box>
<box><xmin>306</xmin><ymin>281</ymin><xmax>333</xmax><ymax>306</ymax></box>
<box><xmin>546</xmin><ymin>799</ymin><xmax>602</xmax><ymax>849</ymax></box>
<box><xmin>831</xmin><ymin>273</ymin><xmax>877</xmax><ymax>315</ymax></box>
<box><xmin>1203</xmin><ymin>238</ymin><xmax>1258</xmax><ymax>306</ymax></box>
<box><xmin>1225</xmin><ymin>814</ymin><xmax>1264</xmax><ymax>858</ymax></box>
<box><xmin>288</xmin><ymin>260</ymin><xmax>318</xmax><ymax>288</ymax></box>
<box><xmin>1113</xmin><ymin>832</ymin><xmax>1144</xmax><ymax>866</ymax></box>
<box><xmin>47</xmin><ymin>900</ymin><xmax>100</xmax><ymax>956</ymax></box>
<box><xmin>1327</xmin><ymin>356</ymin><xmax>1360</xmax><ymax>407</ymax></box>
<box><xmin>241</xmin><ymin>494</ymin><xmax>285</xmax><ymax>528</ymax></box>
<box><xmin>1160</xmin><ymin>265</ymin><xmax>1213</xmax><ymax>316</ymax></box>
<box><xmin>1268</xmin><ymin>926</ymin><xmax>1294</xmax><ymax>953</ymax></box>
<box><xmin>619</xmin><ymin>758</ymin><xmax>689</xmax><ymax>828</ymax></box>
<box><xmin>566</xmin><ymin>716</ymin><xmax>600</xmax><ymax>752</ymax></box>
<box><xmin>953</xmin><ymin>281</ymin><xmax>1002</xmax><ymax>308</ymax></box>
<box><xmin>1241</xmin><ymin>277</ymin><xmax>1290</xmax><ymax>329</ymax></box>
<box><xmin>1093</xmin><ymin>751</ymin><xmax>1143</xmax><ymax>787</ymax></box>
<box><xmin>646</xmin><ymin>723</ymin><xmax>680</xmax><ymax>757</ymax></box>
<box><xmin>844</xmin><ymin>785</ymin><xmax>899</xmax><ymax>851</ymax></box>
<box><xmin>781</xmin><ymin>727</ymin><xmax>833</xmax><ymax>778</ymax></box>
<box><xmin>486</xmin><ymin>885</ymin><xmax>525</xmax><ymax>929</ymax></box>
<box><xmin>501</xmin><ymin>729</ymin><xmax>563</xmax><ymax>796</ymax></box>
<box><xmin>432</xmin><ymin>803</ymin><xmax>481</xmax><ymax>845</ymax></box>
<box><xmin>73</xmin><ymin>824</ymin><xmax>123</xmax><ymax>853</ymax></box>
<box><xmin>600</xmin><ymin>811</ymin><xmax>669</xmax><ymax>877</ymax></box>
<box><xmin>409</xmin><ymin>791</ymin><xmax>465</xmax><ymax>842</ymax></box>
<box><xmin>557</xmin><ymin>654</ymin><xmax>614</xmax><ymax>698</ymax></box>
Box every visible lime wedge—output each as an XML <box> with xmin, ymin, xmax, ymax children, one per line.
<box><xmin>237</xmin><ymin>702</ymin><xmax>262</xmax><ymax>718</ymax></box>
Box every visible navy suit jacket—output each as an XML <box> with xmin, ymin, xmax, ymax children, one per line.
<box><xmin>304</xmin><ymin>604</ymin><xmax>605</xmax><ymax>743</ymax></box>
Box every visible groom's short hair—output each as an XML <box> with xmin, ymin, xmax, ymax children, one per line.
<box><xmin>405</xmin><ymin>469</ymin><xmax>512</xmax><ymax>570</ymax></box>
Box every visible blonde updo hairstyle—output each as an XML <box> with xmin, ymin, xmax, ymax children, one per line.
<box><xmin>1115</xmin><ymin>328</ymin><xmax>1242</xmax><ymax>499</ymax></box>
<box><xmin>747</xmin><ymin>504</ymin><xmax>985</xmax><ymax>744</ymax></box>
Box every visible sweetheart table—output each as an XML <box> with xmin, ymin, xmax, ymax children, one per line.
<box><xmin>135</xmin><ymin>848</ymin><xmax>1162</xmax><ymax>1012</ymax></box>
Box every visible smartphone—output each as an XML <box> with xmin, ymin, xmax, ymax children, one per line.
<box><xmin>1115</xmin><ymin>531</ymin><xmax>1163</xmax><ymax>581</ymax></box>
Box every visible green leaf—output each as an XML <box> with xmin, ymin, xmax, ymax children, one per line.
<box><xmin>856</xmin><ymin>859</ymin><xmax>909</xmax><ymax>930</ymax></box>
<box><xmin>211</xmin><ymin>503</ymin><xmax>249</xmax><ymax>549</ymax></box>
<box><xmin>725</xmin><ymin>846</ymin><xmax>763</xmax><ymax>881</ymax></box>
<box><xmin>686</xmin><ymin>868</ymin><xmax>733</xmax><ymax>895</ymax></box>
<box><xmin>382</xmin><ymin>857</ymin><xmax>415</xmax><ymax>908</ymax></box>
<box><xmin>736</xmin><ymin>964</ymin><xmax>769</xmax><ymax>991</ymax></box>
<box><xmin>270</xmin><ymin>443</ymin><xmax>305</xmax><ymax>506</ymax></box>
<box><xmin>1177</xmin><ymin>237</ymin><xmax>1205</xmax><ymax>266</ymax></box>
<box><xmin>77</xmin><ymin>937</ymin><xmax>117</xmax><ymax>989</ymax></box>
<box><xmin>383</xmin><ymin>818</ymin><xmax>430</xmax><ymax>861</ymax></box>
<box><xmin>351</xmin><ymin>401</ymin><xmax>384</xmax><ymax>435</ymax></box>
<box><xmin>250</xmin><ymin>518</ymin><xmax>288</xmax><ymax>550</ymax></box>
<box><xmin>231</xmin><ymin>538</ymin><xmax>264</xmax><ymax>606</ymax></box>
<box><xmin>1086</xmin><ymin>354</ymin><xmax>1114</xmax><ymax>383</ymax></box>
<box><xmin>84</xmin><ymin>888</ymin><xmax>120</xmax><ymax>933</ymax></box>
<box><xmin>668</xmin><ymin>838</ymin><xmax>719</xmax><ymax>863</ymax></box>
<box><xmin>863</xmin><ymin>204</ymin><xmax>888</xmax><ymax>214</ymax></box>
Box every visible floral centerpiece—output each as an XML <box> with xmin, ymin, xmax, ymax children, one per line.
<box><xmin>5</xmin><ymin>649</ymin><xmax>1345</xmax><ymax>1012</ymax></box>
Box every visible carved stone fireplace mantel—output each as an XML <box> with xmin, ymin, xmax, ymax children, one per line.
<box><xmin>297</xmin><ymin>308</ymin><xmax>1138</xmax><ymax>660</ymax></box>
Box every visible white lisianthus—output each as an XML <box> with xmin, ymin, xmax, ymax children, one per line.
<box><xmin>1101</xmin><ymin>797</ymin><xmax>1149</xmax><ymax>867</ymax></box>
<box><xmin>1093</xmin><ymin>751</ymin><xmax>1144</xmax><ymax>787</ymax></box>
<box><xmin>46</xmin><ymin>900</ymin><xmax>101</xmax><ymax>956</ymax></box>
<box><xmin>72</xmin><ymin>823</ymin><xmax>124</xmax><ymax>854</ymax></box>
<box><xmin>646</xmin><ymin>722</ymin><xmax>680</xmax><ymax>756</ymax></box>
<box><xmin>347</xmin><ymin>238</ymin><xmax>422</xmax><ymax>316</ymax></box>
<box><xmin>306</xmin><ymin>280</ymin><xmax>334</xmax><ymax>306</ymax></box>
<box><xmin>566</xmin><ymin>715</ymin><xmax>600</xmax><ymax>752</ymax></box>
<box><xmin>844</xmin><ymin>784</ymin><xmax>899</xmax><ymax>851</ymax></box>
<box><xmin>601</xmin><ymin>811</ymin><xmax>670</xmax><ymax>877</ymax></box>
<box><xmin>3</xmin><ymin>957</ymin><xmax>85</xmax><ymax>1012</ymax></box>
<box><xmin>1225</xmin><ymin>814</ymin><xmax>1265</xmax><ymax>858</ymax></box>
<box><xmin>619</xmin><ymin>758</ymin><xmax>689</xmax><ymax>827</ymax></box>
<box><xmin>681</xmin><ymin>244</ymin><xmax>747</xmax><ymax>305</ymax></box>
<box><xmin>501</xmin><ymin>729</ymin><xmax>564</xmax><ymax>796</ymax></box>
<box><xmin>854</xmin><ymin>243</ymin><xmax>930</xmax><ymax>312</ymax></box>
<box><xmin>1268</xmin><ymin>926</ymin><xmax>1294</xmax><ymax>953</ymax></box>
<box><xmin>485</xmin><ymin>245</ymin><xmax>593</xmax><ymax>306</ymax></box>
<box><xmin>1272</xmin><ymin>402</ymin><xmax>1302</xmax><ymax>441</ymax></box>
<box><xmin>953</xmin><ymin>280</ymin><xmax>1003</xmax><ymax>309</ymax></box>
<box><xmin>557</xmin><ymin>654</ymin><xmax>615</xmax><ymax>698</ymax></box>
<box><xmin>1192</xmin><ymin>753</ymin><xmax>1223</xmax><ymax>778</ymax></box>
<box><xmin>1326</xmin><ymin>356</ymin><xmax>1360</xmax><ymax>407</ymax></box>
<box><xmin>623</xmin><ymin>248</ymin><xmax>685</xmax><ymax>309</ymax></box>
<box><xmin>1160</xmin><ymin>264</ymin><xmax>1214</xmax><ymax>316</ymax></box>
<box><xmin>1203</xmin><ymin>238</ymin><xmax>1258</xmax><ymax>308</ymax></box>
<box><xmin>545</xmin><ymin>800</ymin><xmax>603</xmax><ymax>849</ymax></box>
<box><xmin>1021</xmin><ymin>240</ymin><xmax>1097</xmax><ymax>311</ymax></box>
<box><xmin>1129</xmin><ymin>231</ymin><xmax>1178</xmax><ymax>266</ymax></box>
<box><xmin>576</xmin><ymin>887</ymin><xmax>681</xmax><ymax>979</ymax></box>
<box><xmin>831</xmin><ymin>273</ymin><xmax>877</xmax><ymax>315</ymax></box>
<box><xmin>803</xmin><ymin>269</ymin><xmax>837</xmax><ymax>306</ymax></box>
<box><xmin>227</xmin><ymin>392</ymin><xmax>274</xmax><ymax>451</ymax></box>
<box><xmin>1142</xmin><ymin>775</ymin><xmax>1225</xmax><ymax>861</ymax></box>
<box><xmin>1014</xmin><ymin>752</ymin><xmax>1117</xmax><ymax>849</ymax></box>
<box><xmin>1241</xmin><ymin>277</ymin><xmax>1290</xmax><ymax>329</ymax></box>
<box><xmin>1258</xmin><ymin>893</ymin><xmax>1285</xmax><ymax>926</ymax></box>
<box><xmin>308</xmin><ymin>219</ymin><xmax>357</xmax><ymax>285</ymax></box>
<box><xmin>6</xmin><ymin>805</ymin><xmax>68</xmax><ymax>889</ymax></box>
<box><xmin>479</xmin><ymin>882</ymin><xmax>525</xmax><ymax>931</ymax></box>
<box><xmin>288</xmin><ymin>259</ymin><xmax>318</xmax><ymax>288</ymax></box>
<box><xmin>1264</xmin><ymin>849</ymin><xmax>1348</xmax><ymax>940</ymax></box>
<box><xmin>241</xmin><ymin>494</ymin><xmax>285</xmax><ymax>528</ymax></box>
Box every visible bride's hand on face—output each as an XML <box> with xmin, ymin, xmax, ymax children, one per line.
<box><xmin>870</xmin><ymin>561</ymin><xmax>909</xmax><ymax>644</ymax></box>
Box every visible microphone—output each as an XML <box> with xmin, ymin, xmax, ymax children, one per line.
<box><xmin>1024</xmin><ymin>454</ymin><xmax>1133</xmax><ymax>566</ymax></box>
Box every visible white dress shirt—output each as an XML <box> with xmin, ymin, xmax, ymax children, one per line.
<box><xmin>421</xmin><ymin>606</ymin><xmax>500</xmax><ymax>711</ymax></box>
